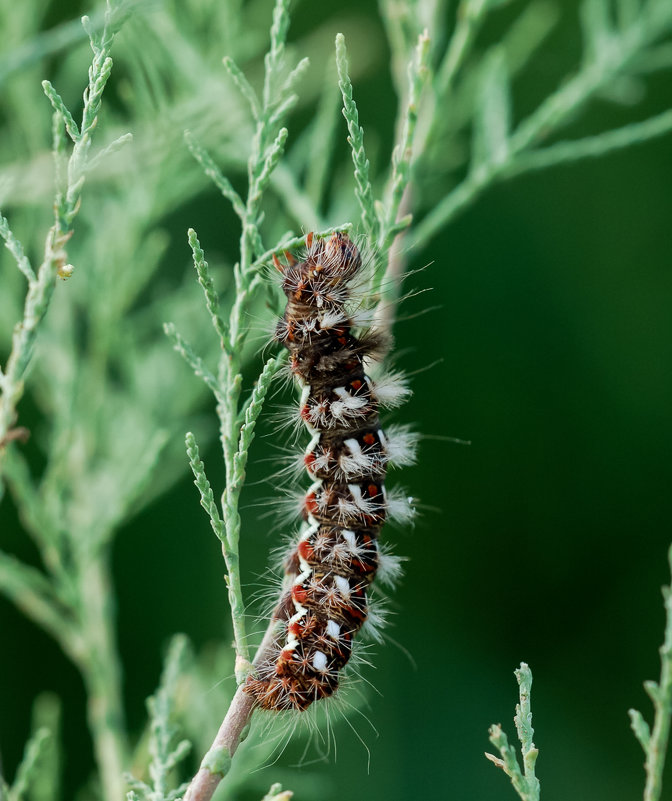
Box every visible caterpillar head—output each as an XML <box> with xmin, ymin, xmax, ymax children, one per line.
<box><xmin>275</xmin><ymin>232</ymin><xmax>362</xmax><ymax>311</ymax></box>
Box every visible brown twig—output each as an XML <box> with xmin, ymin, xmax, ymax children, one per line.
<box><xmin>183</xmin><ymin>686</ymin><xmax>255</xmax><ymax>801</ymax></box>
<box><xmin>183</xmin><ymin>621</ymin><xmax>279</xmax><ymax>801</ymax></box>
<box><xmin>0</xmin><ymin>426</ymin><xmax>30</xmax><ymax>448</ymax></box>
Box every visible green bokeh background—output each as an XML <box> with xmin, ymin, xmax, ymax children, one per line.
<box><xmin>1</xmin><ymin>1</ymin><xmax>672</xmax><ymax>799</ymax></box>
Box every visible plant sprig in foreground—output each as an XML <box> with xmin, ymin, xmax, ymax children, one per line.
<box><xmin>629</xmin><ymin>545</ymin><xmax>672</xmax><ymax>801</ymax></box>
<box><xmin>486</xmin><ymin>663</ymin><xmax>541</xmax><ymax>801</ymax></box>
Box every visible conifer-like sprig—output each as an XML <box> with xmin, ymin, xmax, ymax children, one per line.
<box><xmin>336</xmin><ymin>32</ymin><xmax>378</xmax><ymax>243</ymax></box>
<box><xmin>0</xmin><ymin>694</ymin><xmax>61</xmax><ymax>801</ymax></box>
<box><xmin>125</xmin><ymin>636</ymin><xmax>192</xmax><ymax>801</ymax></box>
<box><xmin>486</xmin><ymin>663</ymin><xmax>541</xmax><ymax>801</ymax></box>
<box><xmin>1</xmin><ymin>1</ymin><xmax>672</xmax><ymax>799</ymax></box>
<box><xmin>336</xmin><ymin>29</ymin><xmax>431</xmax><ymax>311</ymax></box>
<box><xmin>2</xmin><ymin>729</ymin><xmax>50</xmax><ymax>801</ymax></box>
<box><xmin>0</xmin><ymin>6</ymin><xmax>133</xmax><ymax>801</ymax></box>
<box><xmin>0</xmin><ymin>0</ymin><xmax>130</xmax><ymax>492</ymax></box>
<box><xmin>629</xmin><ymin>545</ymin><xmax>672</xmax><ymax>801</ymax></box>
<box><xmin>409</xmin><ymin>0</ymin><xmax>672</xmax><ymax>251</ymax></box>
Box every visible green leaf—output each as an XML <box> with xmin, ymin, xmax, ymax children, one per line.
<box><xmin>163</xmin><ymin>323</ymin><xmax>221</xmax><ymax>397</ymax></box>
<box><xmin>8</xmin><ymin>729</ymin><xmax>50</xmax><ymax>801</ymax></box>
<box><xmin>335</xmin><ymin>33</ymin><xmax>378</xmax><ymax>240</ymax></box>
<box><xmin>186</xmin><ymin>432</ymin><xmax>225</xmax><ymax>543</ymax></box>
<box><xmin>41</xmin><ymin>81</ymin><xmax>79</xmax><ymax>141</ymax></box>
<box><xmin>580</xmin><ymin>0</ymin><xmax>614</xmax><ymax>67</ymax></box>
<box><xmin>223</xmin><ymin>55</ymin><xmax>261</xmax><ymax>120</ymax></box>
<box><xmin>0</xmin><ymin>214</ymin><xmax>35</xmax><ymax>282</ymax></box>
<box><xmin>188</xmin><ymin>228</ymin><xmax>229</xmax><ymax>350</ymax></box>
<box><xmin>472</xmin><ymin>47</ymin><xmax>511</xmax><ymax>169</ymax></box>
<box><xmin>629</xmin><ymin>708</ymin><xmax>651</xmax><ymax>752</ymax></box>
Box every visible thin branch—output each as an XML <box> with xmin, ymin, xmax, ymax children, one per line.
<box><xmin>0</xmin><ymin>1</ymin><xmax>128</xmax><ymax>491</ymax></box>
<box><xmin>182</xmin><ymin>687</ymin><xmax>254</xmax><ymax>801</ymax></box>
<box><xmin>336</xmin><ymin>33</ymin><xmax>378</xmax><ymax>241</ymax></box>
<box><xmin>486</xmin><ymin>663</ymin><xmax>541</xmax><ymax>801</ymax></box>
<box><xmin>0</xmin><ymin>551</ymin><xmax>84</xmax><ymax>662</ymax></box>
<box><xmin>505</xmin><ymin>108</ymin><xmax>672</xmax><ymax>175</ymax></box>
<box><xmin>183</xmin><ymin>623</ymin><xmax>279</xmax><ymax>801</ymax></box>
<box><xmin>629</xmin><ymin>544</ymin><xmax>672</xmax><ymax>801</ymax></box>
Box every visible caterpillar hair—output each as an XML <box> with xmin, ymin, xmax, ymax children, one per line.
<box><xmin>244</xmin><ymin>231</ymin><xmax>414</xmax><ymax>712</ymax></box>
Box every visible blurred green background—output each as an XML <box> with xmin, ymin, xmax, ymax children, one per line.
<box><xmin>1</xmin><ymin>1</ymin><xmax>672</xmax><ymax>799</ymax></box>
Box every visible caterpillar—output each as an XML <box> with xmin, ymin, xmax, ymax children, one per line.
<box><xmin>244</xmin><ymin>231</ymin><xmax>413</xmax><ymax>712</ymax></box>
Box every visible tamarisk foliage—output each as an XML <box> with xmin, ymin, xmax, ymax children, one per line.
<box><xmin>0</xmin><ymin>0</ymin><xmax>671</xmax><ymax>799</ymax></box>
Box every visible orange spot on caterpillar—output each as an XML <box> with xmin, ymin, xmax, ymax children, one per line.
<box><xmin>343</xmin><ymin>603</ymin><xmax>367</xmax><ymax>622</ymax></box>
<box><xmin>352</xmin><ymin>557</ymin><xmax>375</xmax><ymax>575</ymax></box>
<box><xmin>304</xmin><ymin>492</ymin><xmax>318</xmax><ymax>516</ymax></box>
<box><xmin>298</xmin><ymin>539</ymin><xmax>314</xmax><ymax>561</ymax></box>
<box><xmin>292</xmin><ymin>585</ymin><xmax>308</xmax><ymax>605</ymax></box>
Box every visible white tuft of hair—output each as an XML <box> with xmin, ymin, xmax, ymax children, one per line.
<box><xmin>319</xmin><ymin>309</ymin><xmax>349</xmax><ymax>329</ymax></box>
<box><xmin>361</xmin><ymin>600</ymin><xmax>389</xmax><ymax>644</ymax></box>
<box><xmin>386</xmin><ymin>487</ymin><xmax>416</xmax><ymax>525</ymax></box>
<box><xmin>349</xmin><ymin>307</ymin><xmax>376</xmax><ymax>329</ymax></box>
<box><xmin>377</xmin><ymin>548</ymin><xmax>405</xmax><ymax>588</ymax></box>
<box><xmin>371</xmin><ymin>372</ymin><xmax>411</xmax><ymax>408</ymax></box>
<box><xmin>384</xmin><ymin>424</ymin><xmax>419</xmax><ymax>467</ymax></box>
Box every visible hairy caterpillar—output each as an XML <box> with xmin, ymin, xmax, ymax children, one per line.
<box><xmin>244</xmin><ymin>231</ymin><xmax>413</xmax><ymax>712</ymax></box>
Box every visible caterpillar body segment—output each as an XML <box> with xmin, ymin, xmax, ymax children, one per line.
<box><xmin>245</xmin><ymin>232</ymin><xmax>412</xmax><ymax>712</ymax></box>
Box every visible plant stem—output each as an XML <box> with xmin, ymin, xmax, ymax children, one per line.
<box><xmin>0</xmin><ymin>2</ymin><xmax>126</xmax><ymax>495</ymax></box>
<box><xmin>0</xmin><ymin>225</ymin><xmax>64</xmax><ymax>491</ymax></box>
<box><xmin>77</xmin><ymin>553</ymin><xmax>128</xmax><ymax>801</ymax></box>
<box><xmin>643</xmin><ymin>592</ymin><xmax>672</xmax><ymax>801</ymax></box>
<box><xmin>183</xmin><ymin>623</ymin><xmax>279</xmax><ymax>801</ymax></box>
<box><xmin>486</xmin><ymin>663</ymin><xmax>540</xmax><ymax>801</ymax></box>
<box><xmin>410</xmin><ymin>1</ymin><xmax>672</xmax><ymax>253</ymax></box>
<box><xmin>183</xmin><ymin>687</ymin><xmax>254</xmax><ymax>801</ymax></box>
<box><xmin>630</xmin><ymin>545</ymin><xmax>672</xmax><ymax>801</ymax></box>
<box><xmin>436</xmin><ymin>0</ymin><xmax>491</xmax><ymax>97</ymax></box>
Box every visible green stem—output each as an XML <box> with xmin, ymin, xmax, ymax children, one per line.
<box><xmin>0</xmin><ymin>5</ymin><xmax>125</xmax><ymax>495</ymax></box>
<box><xmin>0</xmin><ymin>225</ymin><xmax>62</xmax><ymax>486</ymax></box>
<box><xmin>210</xmin><ymin>0</ymin><xmax>295</xmax><ymax>678</ymax></box>
<box><xmin>76</xmin><ymin>553</ymin><xmax>128</xmax><ymax>801</ymax></box>
<box><xmin>435</xmin><ymin>0</ymin><xmax>490</xmax><ymax>97</ymax></box>
<box><xmin>642</xmin><ymin>547</ymin><xmax>672</xmax><ymax>801</ymax></box>
<box><xmin>217</xmin><ymin>359</ymin><xmax>249</xmax><ymax>678</ymax></box>
<box><xmin>411</xmin><ymin>1</ymin><xmax>672</xmax><ymax>253</ymax></box>
<box><xmin>486</xmin><ymin>663</ymin><xmax>540</xmax><ymax>801</ymax></box>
